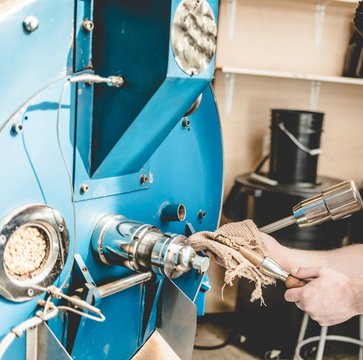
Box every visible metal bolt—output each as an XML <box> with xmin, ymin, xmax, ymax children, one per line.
<box><xmin>182</xmin><ymin>118</ymin><xmax>190</xmax><ymax>128</ymax></box>
<box><xmin>58</xmin><ymin>224</ymin><xmax>64</xmax><ymax>232</ymax></box>
<box><xmin>0</xmin><ymin>235</ymin><xmax>6</xmax><ymax>245</ymax></box>
<box><xmin>82</xmin><ymin>19</ymin><xmax>94</xmax><ymax>32</ymax></box>
<box><xmin>198</xmin><ymin>210</ymin><xmax>206</xmax><ymax>219</ymax></box>
<box><xmin>27</xmin><ymin>289</ymin><xmax>35</xmax><ymax>297</ymax></box>
<box><xmin>23</xmin><ymin>16</ymin><xmax>39</xmax><ymax>33</ymax></box>
<box><xmin>140</xmin><ymin>174</ymin><xmax>148</xmax><ymax>185</ymax></box>
<box><xmin>11</xmin><ymin>122</ymin><xmax>24</xmax><ymax>135</ymax></box>
<box><xmin>80</xmin><ymin>184</ymin><xmax>89</xmax><ymax>194</ymax></box>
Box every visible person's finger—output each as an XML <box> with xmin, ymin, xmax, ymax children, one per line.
<box><xmin>284</xmin><ymin>288</ymin><xmax>302</xmax><ymax>303</ymax></box>
<box><xmin>294</xmin><ymin>301</ymin><xmax>305</xmax><ymax>311</ymax></box>
<box><xmin>290</xmin><ymin>266</ymin><xmax>323</xmax><ymax>279</ymax></box>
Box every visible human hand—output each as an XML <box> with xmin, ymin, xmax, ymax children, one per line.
<box><xmin>260</xmin><ymin>233</ymin><xmax>292</xmax><ymax>270</ymax></box>
<box><xmin>285</xmin><ymin>267</ymin><xmax>358</xmax><ymax>326</ymax></box>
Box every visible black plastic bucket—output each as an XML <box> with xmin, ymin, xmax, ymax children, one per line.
<box><xmin>269</xmin><ymin>109</ymin><xmax>324</xmax><ymax>185</ymax></box>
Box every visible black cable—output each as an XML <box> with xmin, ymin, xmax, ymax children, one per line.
<box><xmin>254</xmin><ymin>153</ymin><xmax>270</xmax><ymax>174</ymax></box>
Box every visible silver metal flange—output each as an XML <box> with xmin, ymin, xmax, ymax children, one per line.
<box><xmin>0</xmin><ymin>204</ymin><xmax>69</xmax><ymax>302</ymax></box>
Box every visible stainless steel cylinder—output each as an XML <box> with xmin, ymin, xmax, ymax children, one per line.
<box><xmin>91</xmin><ymin>214</ymin><xmax>209</xmax><ymax>278</ymax></box>
<box><xmin>293</xmin><ymin>180</ymin><xmax>363</xmax><ymax>227</ymax></box>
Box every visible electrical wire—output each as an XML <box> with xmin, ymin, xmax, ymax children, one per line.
<box><xmin>0</xmin><ymin>300</ymin><xmax>106</xmax><ymax>359</ymax></box>
<box><xmin>56</xmin><ymin>73</ymin><xmax>124</xmax><ymax>290</ymax></box>
<box><xmin>55</xmin><ymin>79</ymin><xmax>76</xmax><ymax>291</ymax></box>
<box><xmin>0</xmin><ymin>72</ymin><xmax>120</xmax><ymax>359</ymax></box>
<box><xmin>58</xmin><ymin>306</ymin><xmax>105</xmax><ymax>322</ymax></box>
<box><xmin>254</xmin><ymin>153</ymin><xmax>270</xmax><ymax>174</ymax></box>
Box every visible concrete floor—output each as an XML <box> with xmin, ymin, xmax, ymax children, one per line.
<box><xmin>192</xmin><ymin>313</ymin><xmax>360</xmax><ymax>360</ymax></box>
<box><xmin>193</xmin><ymin>319</ymin><xmax>259</xmax><ymax>360</ymax></box>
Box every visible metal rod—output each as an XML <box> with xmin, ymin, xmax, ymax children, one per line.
<box><xmin>98</xmin><ymin>272</ymin><xmax>153</xmax><ymax>299</ymax></box>
<box><xmin>315</xmin><ymin>325</ymin><xmax>328</xmax><ymax>360</ymax></box>
<box><xmin>259</xmin><ymin>215</ymin><xmax>296</xmax><ymax>234</ymax></box>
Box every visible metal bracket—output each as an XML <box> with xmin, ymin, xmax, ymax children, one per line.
<box><xmin>227</xmin><ymin>0</ymin><xmax>237</xmax><ymax>39</ymax></box>
<box><xmin>26</xmin><ymin>323</ymin><xmax>72</xmax><ymax>360</ymax></box>
<box><xmin>225</xmin><ymin>72</ymin><xmax>235</xmax><ymax>115</ymax></box>
<box><xmin>73</xmin><ymin>254</ymin><xmax>101</xmax><ymax>306</ymax></box>
<box><xmin>310</xmin><ymin>80</ymin><xmax>321</xmax><ymax>111</ymax></box>
<box><xmin>315</xmin><ymin>3</ymin><xmax>326</xmax><ymax>48</ymax></box>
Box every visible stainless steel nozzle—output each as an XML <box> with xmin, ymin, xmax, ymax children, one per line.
<box><xmin>260</xmin><ymin>180</ymin><xmax>363</xmax><ymax>234</ymax></box>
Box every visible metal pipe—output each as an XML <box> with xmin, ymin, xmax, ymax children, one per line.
<box><xmin>98</xmin><ymin>272</ymin><xmax>153</xmax><ymax>299</ymax></box>
<box><xmin>259</xmin><ymin>215</ymin><xmax>296</xmax><ymax>234</ymax></box>
<box><xmin>161</xmin><ymin>203</ymin><xmax>186</xmax><ymax>222</ymax></box>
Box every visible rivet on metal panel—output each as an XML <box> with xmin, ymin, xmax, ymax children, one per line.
<box><xmin>23</xmin><ymin>16</ymin><xmax>39</xmax><ymax>33</ymax></box>
<box><xmin>27</xmin><ymin>289</ymin><xmax>35</xmax><ymax>297</ymax></box>
<box><xmin>80</xmin><ymin>184</ymin><xmax>89</xmax><ymax>194</ymax></box>
<box><xmin>140</xmin><ymin>174</ymin><xmax>148</xmax><ymax>185</ymax></box>
<box><xmin>82</xmin><ymin>19</ymin><xmax>94</xmax><ymax>32</ymax></box>
<box><xmin>11</xmin><ymin>122</ymin><xmax>24</xmax><ymax>135</ymax></box>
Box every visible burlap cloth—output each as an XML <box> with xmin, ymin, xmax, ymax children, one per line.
<box><xmin>188</xmin><ymin>220</ymin><xmax>275</xmax><ymax>303</ymax></box>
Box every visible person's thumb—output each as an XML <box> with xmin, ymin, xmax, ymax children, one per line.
<box><xmin>290</xmin><ymin>266</ymin><xmax>323</xmax><ymax>279</ymax></box>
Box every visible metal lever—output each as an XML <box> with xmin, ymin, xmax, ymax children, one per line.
<box><xmin>259</xmin><ymin>180</ymin><xmax>363</xmax><ymax>234</ymax></box>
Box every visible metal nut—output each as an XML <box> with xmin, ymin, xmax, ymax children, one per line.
<box><xmin>82</xmin><ymin>19</ymin><xmax>94</xmax><ymax>32</ymax></box>
<box><xmin>23</xmin><ymin>16</ymin><xmax>39</xmax><ymax>33</ymax></box>
<box><xmin>140</xmin><ymin>174</ymin><xmax>148</xmax><ymax>185</ymax></box>
<box><xmin>182</xmin><ymin>118</ymin><xmax>190</xmax><ymax>128</ymax></box>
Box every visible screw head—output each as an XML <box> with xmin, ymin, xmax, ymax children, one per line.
<box><xmin>80</xmin><ymin>184</ymin><xmax>89</xmax><ymax>194</ymax></box>
<box><xmin>0</xmin><ymin>235</ymin><xmax>6</xmax><ymax>245</ymax></box>
<box><xmin>198</xmin><ymin>210</ymin><xmax>206</xmax><ymax>219</ymax></box>
<box><xmin>23</xmin><ymin>16</ymin><xmax>39</xmax><ymax>32</ymax></box>
<box><xmin>140</xmin><ymin>174</ymin><xmax>148</xmax><ymax>185</ymax></box>
<box><xmin>58</xmin><ymin>224</ymin><xmax>64</xmax><ymax>232</ymax></box>
<box><xmin>27</xmin><ymin>289</ymin><xmax>35</xmax><ymax>297</ymax></box>
<box><xmin>82</xmin><ymin>19</ymin><xmax>94</xmax><ymax>32</ymax></box>
<box><xmin>11</xmin><ymin>122</ymin><xmax>23</xmax><ymax>135</ymax></box>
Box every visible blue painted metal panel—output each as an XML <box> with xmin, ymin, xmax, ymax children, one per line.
<box><xmin>90</xmin><ymin>0</ymin><xmax>171</xmax><ymax>177</ymax></box>
<box><xmin>0</xmin><ymin>0</ymin><xmax>74</xmax><ymax>131</ymax></box>
<box><xmin>74</xmin><ymin>0</ymin><xmax>94</xmax><ymax>71</ymax></box>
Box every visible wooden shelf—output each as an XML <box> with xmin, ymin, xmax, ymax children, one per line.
<box><xmin>221</xmin><ymin>67</ymin><xmax>363</xmax><ymax>86</ymax></box>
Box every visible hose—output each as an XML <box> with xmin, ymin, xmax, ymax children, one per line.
<box><xmin>0</xmin><ymin>310</ymin><xmax>54</xmax><ymax>359</ymax></box>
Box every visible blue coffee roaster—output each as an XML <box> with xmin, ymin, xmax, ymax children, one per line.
<box><xmin>0</xmin><ymin>1</ymin><xmax>222</xmax><ymax>359</ymax></box>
